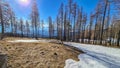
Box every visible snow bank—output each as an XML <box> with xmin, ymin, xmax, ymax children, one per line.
<box><xmin>64</xmin><ymin>42</ymin><xmax>120</xmax><ymax>68</ymax></box>
<box><xmin>65</xmin><ymin>54</ymin><xmax>107</xmax><ymax>68</ymax></box>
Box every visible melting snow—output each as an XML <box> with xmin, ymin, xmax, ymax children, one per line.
<box><xmin>8</xmin><ymin>39</ymin><xmax>49</xmax><ymax>43</ymax></box>
<box><xmin>64</xmin><ymin>42</ymin><xmax>120</xmax><ymax>68</ymax></box>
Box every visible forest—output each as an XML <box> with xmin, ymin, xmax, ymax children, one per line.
<box><xmin>0</xmin><ymin>0</ymin><xmax>120</xmax><ymax>46</ymax></box>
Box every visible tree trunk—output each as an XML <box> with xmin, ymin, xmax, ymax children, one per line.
<box><xmin>0</xmin><ymin>5</ymin><xmax>4</xmax><ymax>40</ymax></box>
<box><xmin>100</xmin><ymin>0</ymin><xmax>108</xmax><ymax>44</ymax></box>
<box><xmin>117</xmin><ymin>30</ymin><xmax>120</xmax><ymax>46</ymax></box>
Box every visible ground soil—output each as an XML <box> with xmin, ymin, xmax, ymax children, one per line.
<box><xmin>0</xmin><ymin>37</ymin><xmax>83</xmax><ymax>68</ymax></box>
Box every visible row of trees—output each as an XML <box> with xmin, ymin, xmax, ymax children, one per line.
<box><xmin>0</xmin><ymin>0</ymin><xmax>15</xmax><ymax>39</ymax></box>
<box><xmin>0</xmin><ymin>0</ymin><xmax>120</xmax><ymax>46</ymax></box>
<box><xmin>0</xmin><ymin>0</ymin><xmax>41</xmax><ymax>39</ymax></box>
<box><xmin>48</xmin><ymin>0</ymin><xmax>120</xmax><ymax>46</ymax></box>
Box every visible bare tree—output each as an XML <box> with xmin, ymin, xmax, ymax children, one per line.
<box><xmin>72</xmin><ymin>3</ymin><xmax>77</xmax><ymax>42</ymax></box>
<box><xmin>100</xmin><ymin>0</ymin><xmax>109</xmax><ymax>44</ymax></box>
<box><xmin>63</xmin><ymin>6</ymin><xmax>67</xmax><ymax>41</ymax></box>
<box><xmin>56</xmin><ymin>16</ymin><xmax>59</xmax><ymax>39</ymax></box>
<box><xmin>77</xmin><ymin>7</ymin><xmax>83</xmax><ymax>42</ymax></box>
<box><xmin>14</xmin><ymin>20</ymin><xmax>18</xmax><ymax>36</ymax></box>
<box><xmin>41</xmin><ymin>20</ymin><xmax>44</xmax><ymax>38</ymax></box>
<box><xmin>31</xmin><ymin>0</ymin><xmax>40</xmax><ymax>39</ymax></box>
<box><xmin>57</xmin><ymin>3</ymin><xmax>64</xmax><ymax>41</ymax></box>
<box><xmin>88</xmin><ymin>13</ymin><xmax>93</xmax><ymax>43</ymax></box>
<box><xmin>20</xmin><ymin>18</ymin><xmax>23</xmax><ymax>37</ymax></box>
<box><xmin>48</xmin><ymin>16</ymin><xmax>52</xmax><ymax>39</ymax></box>
<box><xmin>0</xmin><ymin>3</ymin><xmax>4</xmax><ymax>39</ymax></box>
<box><xmin>81</xmin><ymin>14</ymin><xmax>87</xmax><ymax>43</ymax></box>
<box><xmin>26</xmin><ymin>20</ymin><xmax>30</xmax><ymax>37</ymax></box>
<box><xmin>68</xmin><ymin>0</ymin><xmax>73</xmax><ymax>41</ymax></box>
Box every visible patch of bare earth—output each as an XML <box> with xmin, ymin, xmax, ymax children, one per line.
<box><xmin>0</xmin><ymin>37</ymin><xmax>83</xmax><ymax>68</ymax></box>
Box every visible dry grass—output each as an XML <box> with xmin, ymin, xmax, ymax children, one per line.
<box><xmin>0</xmin><ymin>37</ymin><xmax>83</xmax><ymax>68</ymax></box>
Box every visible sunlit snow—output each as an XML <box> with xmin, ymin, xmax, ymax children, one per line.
<box><xmin>64</xmin><ymin>42</ymin><xmax>120</xmax><ymax>68</ymax></box>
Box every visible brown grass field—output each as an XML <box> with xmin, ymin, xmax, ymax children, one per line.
<box><xmin>0</xmin><ymin>37</ymin><xmax>83</xmax><ymax>68</ymax></box>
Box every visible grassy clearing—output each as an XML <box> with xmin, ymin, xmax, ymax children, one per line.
<box><xmin>0</xmin><ymin>37</ymin><xmax>83</xmax><ymax>68</ymax></box>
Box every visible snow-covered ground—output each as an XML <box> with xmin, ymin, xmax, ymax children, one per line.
<box><xmin>64</xmin><ymin>42</ymin><xmax>120</xmax><ymax>68</ymax></box>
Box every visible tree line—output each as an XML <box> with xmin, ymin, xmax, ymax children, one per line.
<box><xmin>0</xmin><ymin>0</ymin><xmax>40</xmax><ymax>39</ymax></box>
<box><xmin>0</xmin><ymin>0</ymin><xmax>120</xmax><ymax>46</ymax></box>
<box><xmin>50</xmin><ymin>0</ymin><xmax>120</xmax><ymax>46</ymax></box>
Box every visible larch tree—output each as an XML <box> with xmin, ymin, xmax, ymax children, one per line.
<box><xmin>68</xmin><ymin>0</ymin><xmax>73</xmax><ymax>41</ymax></box>
<box><xmin>78</xmin><ymin>7</ymin><xmax>83</xmax><ymax>42</ymax></box>
<box><xmin>0</xmin><ymin>2</ymin><xmax>4</xmax><ymax>39</ymax></box>
<box><xmin>48</xmin><ymin>16</ymin><xmax>52</xmax><ymax>39</ymax></box>
<box><xmin>31</xmin><ymin>0</ymin><xmax>40</xmax><ymax>39</ymax></box>
<box><xmin>26</xmin><ymin>20</ymin><xmax>30</xmax><ymax>37</ymax></box>
<box><xmin>72</xmin><ymin>3</ymin><xmax>77</xmax><ymax>42</ymax></box>
<box><xmin>100</xmin><ymin>0</ymin><xmax>109</xmax><ymax>44</ymax></box>
<box><xmin>81</xmin><ymin>14</ymin><xmax>87</xmax><ymax>43</ymax></box>
<box><xmin>41</xmin><ymin>20</ymin><xmax>44</xmax><ymax>38</ymax></box>
<box><xmin>88</xmin><ymin>13</ymin><xmax>94</xmax><ymax>43</ymax></box>
<box><xmin>20</xmin><ymin>18</ymin><xmax>23</xmax><ymax>37</ymax></box>
<box><xmin>14</xmin><ymin>19</ymin><xmax>18</xmax><ymax>36</ymax></box>
<box><xmin>59</xmin><ymin>3</ymin><xmax>64</xmax><ymax>41</ymax></box>
<box><xmin>63</xmin><ymin>5</ymin><xmax>69</xmax><ymax>41</ymax></box>
<box><xmin>57</xmin><ymin>3</ymin><xmax>64</xmax><ymax>41</ymax></box>
<box><xmin>92</xmin><ymin>3</ymin><xmax>102</xmax><ymax>44</ymax></box>
<box><xmin>56</xmin><ymin>16</ymin><xmax>59</xmax><ymax>39</ymax></box>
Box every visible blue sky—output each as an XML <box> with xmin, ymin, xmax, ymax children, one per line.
<box><xmin>7</xmin><ymin>0</ymin><xmax>99</xmax><ymax>21</ymax></box>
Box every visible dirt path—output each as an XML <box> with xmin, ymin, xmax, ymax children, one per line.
<box><xmin>0</xmin><ymin>38</ymin><xmax>83</xmax><ymax>68</ymax></box>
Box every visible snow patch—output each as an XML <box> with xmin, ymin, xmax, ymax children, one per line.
<box><xmin>64</xmin><ymin>42</ymin><xmax>120</xmax><ymax>68</ymax></box>
<box><xmin>65</xmin><ymin>54</ymin><xmax>107</xmax><ymax>68</ymax></box>
<box><xmin>8</xmin><ymin>39</ymin><xmax>49</xmax><ymax>43</ymax></box>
